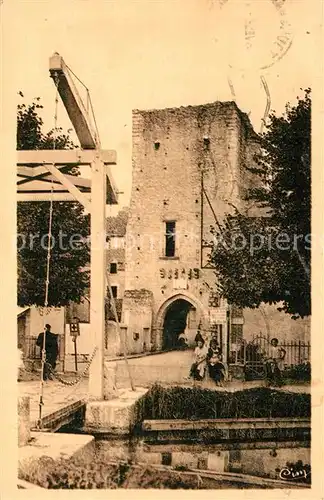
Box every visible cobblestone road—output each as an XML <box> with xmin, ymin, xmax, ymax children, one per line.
<box><xmin>19</xmin><ymin>350</ymin><xmax>311</xmax><ymax>426</ymax></box>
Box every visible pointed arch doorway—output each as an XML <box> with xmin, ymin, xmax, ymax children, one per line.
<box><xmin>155</xmin><ymin>293</ymin><xmax>208</xmax><ymax>351</ymax></box>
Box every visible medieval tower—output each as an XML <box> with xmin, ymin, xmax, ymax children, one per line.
<box><xmin>121</xmin><ymin>100</ymin><xmax>262</xmax><ymax>360</ymax></box>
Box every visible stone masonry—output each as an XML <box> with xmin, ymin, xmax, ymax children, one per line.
<box><xmin>118</xmin><ymin>100</ymin><xmax>310</xmax><ymax>358</ymax></box>
<box><xmin>122</xmin><ymin>101</ymin><xmax>261</xmax><ymax>358</ymax></box>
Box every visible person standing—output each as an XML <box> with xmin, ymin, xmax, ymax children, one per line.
<box><xmin>266</xmin><ymin>337</ymin><xmax>286</xmax><ymax>385</ymax></box>
<box><xmin>36</xmin><ymin>324</ymin><xmax>59</xmax><ymax>381</ymax></box>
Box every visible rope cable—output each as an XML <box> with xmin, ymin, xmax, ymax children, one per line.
<box><xmin>37</xmin><ymin>72</ymin><xmax>59</xmax><ymax>426</ymax></box>
<box><xmin>65</xmin><ymin>63</ymin><xmax>101</xmax><ymax>147</ymax></box>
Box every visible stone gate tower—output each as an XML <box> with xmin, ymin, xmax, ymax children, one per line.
<box><xmin>122</xmin><ymin>101</ymin><xmax>260</xmax><ymax>360</ymax></box>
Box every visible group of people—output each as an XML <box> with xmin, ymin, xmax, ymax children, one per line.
<box><xmin>187</xmin><ymin>332</ymin><xmax>287</xmax><ymax>386</ymax></box>
<box><xmin>188</xmin><ymin>332</ymin><xmax>226</xmax><ymax>385</ymax></box>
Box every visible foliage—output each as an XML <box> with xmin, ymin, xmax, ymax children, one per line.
<box><xmin>210</xmin><ymin>89</ymin><xmax>311</xmax><ymax>318</ymax></box>
<box><xmin>283</xmin><ymin>362</ymin><xmax>311</xmax><ymax>382</ymax></box>
<box><xmin>137</xmin><ymin>384</ymin><xmax>310</xmax><ymax>420</ymax></box>
<box><xmin>17</xmin><ymin>94</ymin><xmax>90</xmax><ymax>307</ymax></box>
<box><xmin>19</xmin><ymin>456</ymin><xmax>222</xmax><ymax>489</ymax></box>
<box><xmin>106</xmin><ymin>207</ymin><xmax>129</xmax><ymax>236</ymax></box>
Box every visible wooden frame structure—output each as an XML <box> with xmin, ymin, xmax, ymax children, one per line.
<box><xmin>17</xmin><ymin>53</ymin><xmax>118</xmax><ymax>399</ymax></box>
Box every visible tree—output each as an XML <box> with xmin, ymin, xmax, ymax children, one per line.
<box><xmin>17</xmin><ymin>94</ymin><xmax>90</xmax><ymax>306</ymax></box>
<box><xmin>106</xmin><ymin>206</ymin><xmax>129</xmax><ymax>236</ymax></box>
<box><xmin>210</xmin><ymin>89</ymin><xmax>311</xmax><ymax>318</ymax></box>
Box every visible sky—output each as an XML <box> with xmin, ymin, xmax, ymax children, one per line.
<box><xmin>5</xmin><ymin>0</ymin><xmax>316</xmax><ymax>212</ymax></box>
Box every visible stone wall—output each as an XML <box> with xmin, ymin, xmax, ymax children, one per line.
<box><xmin>121</xmin><ymin>289</ymin><xmax>153</xmax><ymax>354</ymax></box>
<box><xmin>124</xmin><ymin>101</ymin><xmax>260</xmax><ymax>352</ymax></box>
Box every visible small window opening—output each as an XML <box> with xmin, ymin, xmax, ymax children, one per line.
<box><xmin>110</xmin><ymin>262</ymin><xmax>117</xmax><ymax>274</ymax></box>
<box><xmin>110</xmin><ymin>286</ymin><xmax>118</xmax><ymax>298</ymax></box>
<box><xmin>154</xmin><ymin>141</ymin><xmax>160</xmax><ymax>150</ymax></box>
<box><xmin>165</xmin><ymin>221</ymin><xmax>176</xmax><ymax>257</ymax></box>
<box><xmin>203</xmin><ymin>136</ymin><xmax>210</xmax><ymax>150</ymax></box>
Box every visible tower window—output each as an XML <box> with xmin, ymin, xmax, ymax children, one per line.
<box><xmin>110</xmin><ymin>286</ymin><xmax>118</xmax><ymax>298</ymax></box>
<box><xmin>110</xmin><ymin>262</ymin><xmax>117</xmax><ymax>274</ymax></box>
<box><xmin>165</xmin><ymin>221</ymin><xmax>176</xmax><ymax>257</ymax></box>
<box><xmin>203</xmin><ymin>136</ymin><xmax>210</xmax><ymax>150</ymax></box>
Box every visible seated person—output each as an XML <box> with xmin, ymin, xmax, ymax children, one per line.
<box><xmin>207</xmin><ymin>339</ymin><xmax>226</xmax><ymax>386</ymax></box>
<box><xmin>177</xmin><ymin>331</ymin><xmax>188</xmax><ymax>349</ymax></box>
<box><xmin>188</xmin><ymin>338</ymin><xmax>208</xmax><ymax>381</ymax></box>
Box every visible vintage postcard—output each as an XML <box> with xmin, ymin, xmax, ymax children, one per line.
<box><xmin>0</xmin><ymin>0</ymin><xmax>323</xmax><ymax>496</ymax></box>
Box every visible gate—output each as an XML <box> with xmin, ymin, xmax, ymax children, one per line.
<box><xmin>244</xmin><ymin>335</ymin><xmax>271</xmax><ymax>380</ymax></box>
<box><xmin>242</xmin><ymin>335</ymin><xmax>311</xmax><ymax>380</ymax></box>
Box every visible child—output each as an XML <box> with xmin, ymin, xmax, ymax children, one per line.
<box><xmin>207</xmin><ymin>339</ymin><xmax>226</xmax><ymax>386</ymax></box>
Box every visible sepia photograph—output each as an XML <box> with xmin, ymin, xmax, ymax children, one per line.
<box><xmin>1</xmin><ymin>0</ymin><xmax>322</xmax><ymax>493</ymax></box>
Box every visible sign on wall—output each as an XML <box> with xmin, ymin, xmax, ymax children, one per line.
<box><xmin>160</xmin><ymin>268</ymin><xmax>200</xmax><ymax>280</ymax></box>
<box><xmin>209</xmin><ymin>309</ymin><xmax>227</xmax><ymax>324</ymax></box>
<box><xmin>173</xmin><ymin>278</ymin><xmax>188</xmax><ymax>290</ymax></box>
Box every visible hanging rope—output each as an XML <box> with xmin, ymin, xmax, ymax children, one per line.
<box><xmin>38</xmin><ymin>73</ymin><xmax>60</xmax><ymax>424</ymax></box>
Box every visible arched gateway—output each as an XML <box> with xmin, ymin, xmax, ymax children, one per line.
<box><xmin>155</xmin><ymin>293</ymin><xmax>209</xmax><ymax>351</ymax></box>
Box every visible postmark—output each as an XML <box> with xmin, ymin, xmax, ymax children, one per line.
<box><xmin>215</xmin><ymin>0</ymin><xmax>293</xmax><ymax>71</ymax></box>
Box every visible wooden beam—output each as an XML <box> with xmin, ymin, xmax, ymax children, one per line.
<box><xmin>17</xmin><ymin>149</ymin><xmax>116</xmax><ymax>166</ymax></box>
<box><xmin>17</xmin><ymin>182</ymin><xmax>117</xmax><ymax>205</ymax></box>
<box><xmin>17</xmin><ymin>175</ymin><xmax>117</xmax><ymax>205</ymax></box>
<box><xmin>17</xmin><ymin>193</ymin><xmax>92</xmax><ymax>203</ymax></box>
<box><xmin>105</xmin><ymin>165</ymin><xmax>119</xmax><ymax>204</ymax></box>
<box><xmin>17</xmin><ymin>165</ymin><xmax>67</xmax><ymax>181</ymax></box>
<box><xmin>17</xmin><ymin>171</ymin><xmax>92</xmax><ymax>189</ymax></box>
<box><xmin>44</xmin><ymin>164</ymin><xmax>92</xmax><ymax>210</ymax></box>
<box><xmin>89</xmin><ymin>157</ymin><xmax>106</xmax><ymax>399</ymax></box>
<box><xmin>49</xmin><ymin>53</ymin><xmax>98</xmax><ymax>149</ymax></box>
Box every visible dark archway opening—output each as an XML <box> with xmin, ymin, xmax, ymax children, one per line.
<box><xmin>162</xmin><ymin>299</ymin><xmax>194</xmax><ymax>350</ymax></box>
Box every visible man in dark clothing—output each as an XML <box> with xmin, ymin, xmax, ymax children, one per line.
<box><xmin>36</xmin><ymin>324</ymin><xmax>59</xmax><ymax>380</ymax></box>
<box><xmin>194</xmin><ymin>330</ymin><xmax>204</xmax><ymax>344</ymax></box>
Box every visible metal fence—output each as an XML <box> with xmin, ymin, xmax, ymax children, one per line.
<box><xmin>229</xmin><ymin>335</ymin><xmax>311</xmax><ymax>368</ymax></box>
<box><xmin>24</xmin><ymin>335</ymin><xmax>63</xmax><ymax>360</ymax></box>
<box><xmin>24</xmin><ymin>336</ymin><xmax>40</xmax><ymax>360</ymax></box>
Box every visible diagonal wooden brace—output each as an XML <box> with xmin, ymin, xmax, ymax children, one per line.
<box><xmin>45</xmin><ymin>163</ymin><xmax>91</xmax><ymax>211</ymax></box>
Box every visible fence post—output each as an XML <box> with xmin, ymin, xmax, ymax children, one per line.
<box><xmin>298</xmin><ymin>340</ymin><xmax>301</xmax><ymax>364</ymax></box>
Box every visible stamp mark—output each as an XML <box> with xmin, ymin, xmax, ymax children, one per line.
<box><xmin>216</xmin><ymin>0</ymin><xmax>293</xmax><ymax>71</ymax></box>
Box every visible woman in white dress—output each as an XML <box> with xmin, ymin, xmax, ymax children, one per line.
<box><xmin>189</xmin><ymin>338</ymin><xmax>208</xmax><ymax>381</ymax></box>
